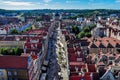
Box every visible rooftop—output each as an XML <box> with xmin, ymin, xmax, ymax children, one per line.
<box><xmin>0</xmin><ymin>56</ymin><xmax>28</xmax><ymax>69</ymax></box>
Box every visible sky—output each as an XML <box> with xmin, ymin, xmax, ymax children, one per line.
<box><xmin>0</xmin><ymin>0</ymin><xmax>120</xmax><ymax>10</ymax></box>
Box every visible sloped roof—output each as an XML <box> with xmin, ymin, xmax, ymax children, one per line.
<box><xmin>87</xmin><ymin>64</ymin><xmax>96</xmax><ymax>72</ymax></box>
<box><xmin>69</xmin><ymin>62</ymin><xmax>85</xmax><ymax>66</ymax></box>
<box><xmin>107</xmin><ymin>43</ymin><xmax>114</xmax><ymax>48</ymax></box>
<box><xmin>68</xmin><ymin>48</ymin><xmax>75</xmax><ymax>53</ymax></box>
<box><xmin>0</xmin><ymin>56</ymin><xmax>28</xmax><ymax>69</ymax></box>
<box><xmin>100</xmin><ymin>69</ymin><xmax>115</xmax><ymax>80</ymax></box>
<box><xmin>116</xmin><ymin>43</ymin><xmax>120</xmax><ymax>48</ymax></box>
<box><xmin>70</xmin><ymin>75</ymin><xmax>92</xmax><ymax>80</ymax></box>
<box><xmin>31</xmin><ymin>54</ymin><xmax>38</xmax><ymax>60</ymax></box>
<box><xmin>81</xmin><ymin>42</ymin><xmax>90</xmax><ymax>46</ymax></box>
<box><xmin>89</xmin><ymin>43</ymin><xmax>98</xmax><ymax>48</ymax></box>
<box><xmin>99</xmin><ymin>43</ymin><xmax>106</xmax><ymax>48</ymax></box>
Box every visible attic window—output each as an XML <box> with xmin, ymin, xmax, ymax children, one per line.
<box><xmin>106</xmin><ymin>40</ymin><xmax>109</xmax><ymax>42</ymax></box>
<box><xmin>8</xmin><ymin>71</ymin><xmax>12</xmax><ymax>76</ymax></box>
<box><xmin>0</xmin><ymin>71</ymin><xmax>3</xmax><ymax>76</ymax></box>
<box><xmin>99</xmin><ymin>40</ymin><xmax>102</xmax><ymax>42</ymax></box>
<box><xmin>14</xmin><ymin>71</ymin><xmax>17</xmax><ymax>76</ymax></box>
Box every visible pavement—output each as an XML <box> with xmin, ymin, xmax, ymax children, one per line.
<box><xmin>45</xmin><ymin>21</ymin><xmax>69</xmax><ymax>80</ymax></box>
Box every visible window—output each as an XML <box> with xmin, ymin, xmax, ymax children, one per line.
<box><xmin>14</xmin><ymin>71</ymin><xmax>17</xmax><ymax>76</ymax></box>
<box><xmin>8</xmin><ymin>71</ymin><xmax>12</xmax><ymax>76</ymax></box>
<box><xmin>0</xmin><ymin>71</ymin><xmax>3</xmax><ymax>76</ymax></box>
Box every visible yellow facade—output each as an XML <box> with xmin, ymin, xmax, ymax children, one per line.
<box><xmin>0</xmin><ymin>69</ymin><xmax>8</xmax><ymax>80</ymax></box>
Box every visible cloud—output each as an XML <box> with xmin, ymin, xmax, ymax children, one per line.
<box><xmin>116</xmin><ymin>0</ymin><xmax>120</xmax><ymax>2</ymax></box>
<box><xmin>66</xmin><ymin>1</ymin><xmax>70</xmax><ymax>3</ymax></box>
<box><xmin>66</xmin><ymin>0</ymin><xmax>81</xmax><ymax>3</ymax></box>
<box><xmin>0</xmin><ymin>0</ymin><xmax>53</xmax><ymax>10</ymax></box>
<box><xmin>43</xmin><ymin>0</ymin><xmax>52</xmax><ymax>3</ymax></box>
<box><xmin>1</xmin><ymin>1</ymin><xmax>35</xmax><ymax>6</ymax></box>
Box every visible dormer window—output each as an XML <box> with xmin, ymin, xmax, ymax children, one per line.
<box><xmin>0</xmin><ymin>71</ymin><xmax>3</xmax><ymax>76</ymax></box>
<box><xmin>106</xmin><ymin>40</ymin><xmax>109</xmax><ymax>42</ymax></box>
<box><xmin>8</xmin><ymin>71</ymin><xmax>12</xmax><ymax>76</ymax></box>
<box><xmin>31</xmin><ymin>44</ymin><xmax>34</xmax><ymax>48</ymax></box>
<box><xmin>14</xmin><ymin>71</ymin><xmax>17</xmax><ymax>76</ymax></box>
<box><xmin>35</xmin><ymin>44</ymin><xmax>37</xmax><ymax>48</ymax></box>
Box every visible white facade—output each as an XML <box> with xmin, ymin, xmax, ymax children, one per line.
<box><xmin>76</xmin><ymin>17</ymin><xmax>84</xmax><ymax>22</ymax></box>
<box><xmin>0</xmin><ymin>28</ymin><xmax>7</xmax><ymax>34</ymax></box>
<box><xmin>91</xmin><ymin>23</ymin><xmax>105</xmax><ymax>38</ymax></box>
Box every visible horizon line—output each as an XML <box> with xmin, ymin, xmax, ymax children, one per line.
<box><xmin>1</xmin><ymin>8</ymin><xmax>120</xmax><ymax>11</ymax></box>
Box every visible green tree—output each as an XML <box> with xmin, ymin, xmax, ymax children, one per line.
<box><xmin>3</xmin><ymin>47</ymin><xmax>9</xmax><ymax>55</ymax></box>
<box><xmin>8</xmin><ymin>48</ymin><xmax>13</xmax><ymax>55</ymax></box>
<box><xmin>78</xmin><ymin>31</ymin><xmax>85</xmax><ymax>39</ymax></box>
<box><xmin>0</xmin><ymin>47</ymin><xmax>23</xmax><ymax>55</ymax></box>
<box><xmin>0</xmin><ymin>48</ymin><xmax>3</xmax><ymax>54</ymax></box>
<box><xmin>89</xmin><ymin>24</ymin><xmax>96</xmax><ymax>30</ymax></box>
<box><xmin>11</xmin><ymin>29</ymin><xmax>19</xmax><ymax>34</ymax></box>
<box><xmin>83</xmin><ymin>28</ymin><xmax>90</xmax><ymax>32</ymax></box>
<box><xmin>77</xmin><ymin>24</ymin><xmax>96</xmax><ymax>39</ymax></box>
<box><xmin>14</xmin><ymin>47</ymin><xmax>19</xmax><ymax>55</ymax></box>
<box><xmin>94</xmin><ymin>11</ymin><xmax>100</xmax><ymax>16</ymax></box>
<box><xmin>26</xmin><ymin>26</ymin><xmax>32</xmax><ymax>31</ymax></box>
<box><xmin>12</xmin><ymin>48</ymin><xmax>15</xmax><ymax>55</ymax></box>
<box><xmin>72</xmin><ymin>25</ymin><xmax>80</xmax><ymax>35</ymax></box>
<box><xmin>85</xmin><ymin>32</ymin><xmax>92</xmax><ymax>38</ymax></box>
<box><xmin>36</xmin><ymin>17</ymin><xmax>42</xmax><ymax>21</ymax></box>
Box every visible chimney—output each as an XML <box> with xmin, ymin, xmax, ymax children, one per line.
<box><xmin>24</xmin><ymin>49</ymin><xmax>26</xmax><ymax>54</ymax></box>
<box><xmin>35</xmin><ymin>44</ymin><xmax>37</xmax><ymax>48</ymax></box>
<box><xmin>31</xmin><ymin>44</ymin><xmax>34</xmax><ymax>48</ymax></box>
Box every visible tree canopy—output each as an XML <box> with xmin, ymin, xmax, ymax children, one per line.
<box><xmin>72</xmin><ymin>25</ymin><xmax>80</xmax><ymax>35</ymax></box>
<box><xmin>0</xmin><ymin>47</ymin><xmax>23</xmax><ymax>55</ymax></box>
<box><xmin>78</xmin><ymin>31</ymin><xmax>85</xmax><ymax>39</ymax></box>
<box><xmin>77</xmin><ymin>24</ymin><xmax>96</xmax><ymax>39</ymax></box>
<box><xmin>11</xmin><ymin>29</ymin><xmax>19</xmax><ymax>34</ymax></box>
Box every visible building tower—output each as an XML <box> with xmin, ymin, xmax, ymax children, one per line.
<box><xmin>53</xmin><ymin>12</ymin><xmax>61</xmax><ymax>21</ymax></box>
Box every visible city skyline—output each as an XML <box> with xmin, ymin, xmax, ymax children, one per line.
<box><xmin>0</xmin><ymin>0</ymin><xmax>120</xmax><ymax>10</ymax></box>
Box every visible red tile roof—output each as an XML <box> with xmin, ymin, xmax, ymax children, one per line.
<box><xmin>31</xmin><ymin>55</ymin><xmax>38</xmax><ymax>60</ymax></box>
<box><xmin>87</xmin><ymin>64</ymin><xmax>96</xmax><ymax>72</ymax></box>
<box><xmin>70</xmin><ymin>62</ymin><xmax>85</xmax><ymax>66</ymax></box>
<box><xmin>99</xmin><ymin>43</ymin><xmax>106</xmax><ymax>48</ymax></box>
<box><xmin>62</xmin><ymin>30</ymin><xmax>69</xmax><ymax>35</ymax></box>
<box><xmin>24</xmin><ymin>29</ymin><xmax>47</xmax><ymax>35</ymax></box>
<box><xmin>0</xmin><ymin>56</ymin><xmax>28</xmax><ymax>69</ymax></box>
<box><xmin>90</xmin><ymin>37</ymin><xmax>120</xmax><ymax>48</ymax></box>
<box><xmin>70</xmin><ymin>76</ymin><xmax>82</xmax><ymax>80</ymax></box>
<box><xmin>68</xmin><ymin>48</ymin><xmax>75</xmax><ymax>53</ymax></box>
<box><xmin>92</xmin><ymin>72</ymin><xmax>99</xmax><ymax>80</ymax></box>
<box><xmin>70</xmin><ymin>75</ymin><xmax>92</xmax><ymax>80</ymax></box>
<box><xmin>89</xmin><ymin>43</ymin><xmax>98</xmax><ymax>48</ymax></box>
<box><xmin>75</xmin><ymin>48</ymin><xmax>81</xmax><ymax>51</ymax></box>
